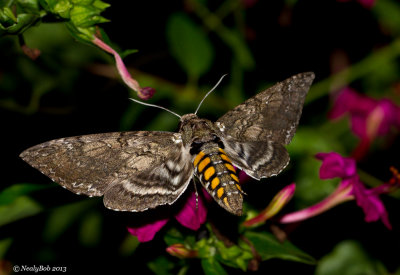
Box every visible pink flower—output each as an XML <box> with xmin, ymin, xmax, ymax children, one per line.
<box><xmin>243</xmin><ymin>183</ymin><xmax>296</xmax><ymax>227</ymax></box>
<box><xmin>92</xmin><ymin>37</ymin><xmax>155</xmax><ymax>100</ymax></box>
<box><xmin>280</xmin><ymin>152</ymin><xmax>398</xmax><ymax>229</ymax></box>
<box><xmin>329</xmin><ymin>88</ymin><xmax>400</xmax><ymax>159</ymax></box>
<box><xmin>127</xmin><ymin>190</ymin><xmax>209</xmax><ymax>242</ymax></box>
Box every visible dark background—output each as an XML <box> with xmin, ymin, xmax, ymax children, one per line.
<box><xmin>1</xmin><ymin>0</ymin><xmax>399</xmax><ymax>274</ymax></box>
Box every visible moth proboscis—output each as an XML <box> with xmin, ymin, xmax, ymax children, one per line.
<box><xmin>20</xmin><ymin>72</ymin><xmax>315</xmax><ymax>216</ymax></box>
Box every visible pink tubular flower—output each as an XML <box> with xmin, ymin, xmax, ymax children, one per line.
<box><xmin>92</xmin><ymin>37</ymin><xmax>155</xmax><ymax>100</ymax></box>
<box><xmin>280</xmin><ymin>152</ymin><xmax>399</xmax><ymax>229</ymax></box>
<box><xmin>243</xmin><ymin>183</ymin><xmax>296</xmax><ymax>227</ymax></box>
<box><xmin>329</xmin><ymin>88</ymin><xmax>400</xmax><ymax>159</ymax></box>
<box><xmin>127</xmin><ymin>190</ymin><xmax>209</xmax><ymax>242</ymax></box>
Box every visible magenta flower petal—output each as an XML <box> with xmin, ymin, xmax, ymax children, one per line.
<box><xmin>329</xmin><ymin>88</ymin><xmax>360</xmax><ymax>119</ymax></box>
<box><xmin>330</xmin><ymin>88</ymin><xmax>400</xmax><ymax>143</ymax></box>
<box><xmin>281</xmin><ymin>152</ymin><xmax>395</xmax><ymax>228</ymax></box>
<box><xmin>329</xmin><ymin>88</ymin><xmax>374</xmax><ymax>140</ymax></box>
<box><xmin>377</xmin><ymin>99</ymin><xmax>400</xmax><ymax>135</ymax></box>
<box><xmin>139</xmin><ymin>87</ymin><xmax>156</xmax><ymax>99</ymax></box>
<box><xmin>351</xmin><ymin>115</ymin><xmax>369</xmax><ymax>139</ymax></box>
<box><xmin>279</xmin><ymin>180</ymin><xmax>354</xmax><ymax>224</ymax></box>
<box><xmin>127</xmin><ymin>218</ymin><xmax>168</xmax><ymax>242</ymax></box>
<box><xmin>351</xmin><ymin>178</ymin><xmax>392</xmax><ymax>229</ymax></box>
<box><xmin>238</xmin><ymin>169</ymin><xmax>251</xmax><ymax>184</ymax></box>
<box><xmin>175</xmin><ymin>191</ymin><xmax>207</xmax><ymax>231</ymax></box>
<box><xmin>316</xmin><ymin>152</ymin><xmax>357</xmax><ymax>179</ymax></box>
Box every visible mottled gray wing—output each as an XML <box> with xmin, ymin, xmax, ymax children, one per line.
<box><xmin>216</xmin><ymin>72</ymin><xmax>314</xmax><ymax>179</ymax></box>
<box><xmin>20</xmin><ymin>131</ymin><xmax>193</xmax><ymax>212</ymax></box>
<box><xmin>217</xmin><ymin>72</ymin><xmax>314</xmax><ymax>144</ymax></box>
<box><xmin>220</xmin><ymin>138</ymin><xmax>289</xmax><ymax>180</ymax></box>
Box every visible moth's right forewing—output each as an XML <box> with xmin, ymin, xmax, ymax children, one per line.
<box><xmin>217</xmin><ymin>72</ymin><xmax>314</xmax><ymax>145</ymax></box>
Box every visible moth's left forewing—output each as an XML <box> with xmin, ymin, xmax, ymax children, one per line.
<box><xmin>21</xmin><ymin>131</ymin><xmax>194</xmax><ymax>212</ymax></box>
<box><xmin>103</xmin><ymin>136</ymin><xmax>195</xmax><ymax>212</ymax></box>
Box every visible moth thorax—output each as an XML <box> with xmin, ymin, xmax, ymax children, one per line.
<box><xmin>193</xmin><ymin>145</ymin><xmax>243</xmax><ymax>215</ymax></box>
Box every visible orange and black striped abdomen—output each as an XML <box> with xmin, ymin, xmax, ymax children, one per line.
<box><xmin>193</xmin><ymin>146</ymin><xmax>243</xmax><ymax>215</ymax></box>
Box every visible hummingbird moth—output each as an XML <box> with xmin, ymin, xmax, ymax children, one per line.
<box><xmin>20</xmin><ymin>72</ymin><xmax>315</xmax><ymax>215</ymax></box>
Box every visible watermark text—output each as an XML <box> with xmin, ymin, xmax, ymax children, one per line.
<box><xmin>13</xmin><ymin>265</ymin><xmax>67</xmax><ymax>273</ymax></box>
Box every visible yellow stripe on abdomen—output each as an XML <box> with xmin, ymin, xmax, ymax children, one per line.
<box><xmin>204</xmin><ymin>166</ymin><xmax>215</xmax><ymax>181</ymax></box>
<box><xmin>193</xmin><ymin>151</ymin><xmax>205</xmax><ymax>167</ymax></box>
<box><xmin>198</xmin><ymin>157</ymin><xmax>210</xmax><ymax>173</ymax></box>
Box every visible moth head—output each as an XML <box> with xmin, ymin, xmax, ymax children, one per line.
<box><xmin>179</xmin><ymin>114</ymin><xmax>219</xmax><ymax>149</ymax></box>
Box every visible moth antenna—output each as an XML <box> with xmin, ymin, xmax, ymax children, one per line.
<box><xmin>129</xmin><ymin>98</ymin><xmax>182</xmax><ymax>119</ymax></box>
<box><xmin>194</xmin><ymin>74</ymin><xmax>227</xmax><ymax>115</ymax></box>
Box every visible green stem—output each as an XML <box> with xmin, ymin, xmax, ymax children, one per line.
<box><xmin>357</xmin><ymin>169</ymin><xmax>384</xmax><ymax>188</ymax></box>
<box><xmin>187</xmin><ymin>0</ymin><xmax>255</xmax><ymax>70</ymax></box>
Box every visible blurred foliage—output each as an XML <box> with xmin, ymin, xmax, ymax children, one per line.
<box><xmin>1</xmin><ymin>0</ymin><xmax>400</xmax><ymax>274</ymax></box>
<box><xmin>316</xmin><ymin>240</ymin><xmax>387</xmax><ymax>275</ymax></box>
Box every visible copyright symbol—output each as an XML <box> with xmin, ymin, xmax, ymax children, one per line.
<box><xmin>13</xmin><ymin>265</ymin><xmax>20</xmax><ymax>272</ymax></box>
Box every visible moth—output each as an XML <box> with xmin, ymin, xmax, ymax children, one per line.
<box><xmin>20</xmin><ymin>72</ymin><xmax>315</xmax><ymax>216</ymax></box>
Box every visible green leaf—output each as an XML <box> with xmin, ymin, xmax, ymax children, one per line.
<box><xmin>218</xmin><ymin>29</ymin><xmax>254</xmax><ymax>70</ymax></box>
<box><xmin>39</xmin><ymin>0</ymin><xmax>110</xmax><ymax>42</ymax></box>
<box><xmin>43</xmin><ymin>0</ymin><xmax>73</xmax><ymax>18</ymax></box>
<box><xmin>215</xmin><ymin>240</ymin><xmax>253</xmax><ymax>271</ymax></box>
<box><xmin>316</xmin><ymin>240</ymin><xmax>385</xmax><ymax>275</ymax></box>
<box><xmin>42</xmin><ymin>199</ymin><xmax>96</xmax><ymax>242</ymax></box>
<box><xmin>78</xmin><ymin>211</ymin><xmax>102</xmax><ymax>247</ymax></box>
<box><xmin>374</xmin><ymin>0</ymin><xmax>400</xmax><ymax>36</ymax></box>
<box><xmin>65</xmin><ymin>21</ymin><xmax>95</xmax><ymax>42</ymax></box>
<box><xmin>244</xmin><ymin>231</ymin><xmax>316</xmax><ymax>265</ymax></box>
<box><xmin>147</xmin><ymin>256</ymin><xmax>175</xmax><ymax>275</ymax></box>
<box><xmin>92</xmin><ymin>0</ymin><xmax>110</xmax><ymax>10</ymax></box>
<box><xmin>0</xmin><ymin>183</ymin><xmax>49</xmax><ymax>205</ymax></box>
<box><xmin>195</xmin><ymin>238</ymin><xmax>214</xmax><ymax>258</ymax></box>
<box><xmin>119</xmin><ymin>234</ymin><xmax>140</xmax><ymax>256</ymax></box>
<box><xmin>164</xmin><ymin>227</ymin><xmax>186</xmax><ymax>246</ymax></box>
<box><xmin>0</xmin><ymin>196</ymin><xmax>42</xmax><ymax>226</ymax></box>
<box><xmin>0</xmin><ymin>7</ymin><xmax>18</xmax><ymax>23</ymax></box>
<box><xmin>201</xmin><ymin>258</ymin><xmax>228</xmax><ymax>275</ymax></box>
<box><xmin>70</xmin><ymin>5</ymin><xmax>109</xmax><ymax>28</ymax></box>
<box><xmin>120</xmin><ymin>48</ymin><xmax>138</xmax><ymax>59</ymax></box>
<box><xmin>0</xmin><ymin>12</ymin><xmax>39</xmax><ymax>34</ymax></box>
<box><xmin>18</xmin><ymin>0</ymin><xmax>41</xmax><ymax>14</ymax></box>
<box><xmin>166</xmin><ymin>13</ymin><xmax>214</xmax><ymax>79</ymax></box>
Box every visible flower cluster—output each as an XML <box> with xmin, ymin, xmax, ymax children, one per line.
<box><xmin>279</xmin><ymin>152</ymin><xmax>399</xmax><ymax>229</ymax></box>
